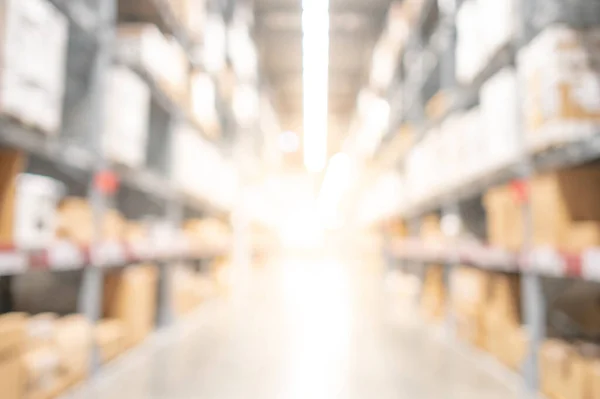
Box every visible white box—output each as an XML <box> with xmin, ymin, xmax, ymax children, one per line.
<box><xmin>480</xmin><ymin>68</ymin><xmax>520</xmax><ymax>173</ymax></box>
<box><xmin>520</xmin><ymin>25</ymin><xmax>600</xmax><ymax>150</ymax></box>
<box><xmin>103</xmin><ymin>66</ymin><xmax>151</xmax><ymax>168</ymax></box>
<box><xmin>478</xmin><ymin>0</ymin><xmax>517</xmax><ymax>57</ymax></box>
<box><xmin>190</xmin><ymin>72</ymin><xmax>220</xmax><ymax>137</ymax></box>
<box><xmin>116</xmin><ymin>24</ymin><xmax>188</xmax><ymax>102</ymax></box>
<box><xmin>14</xmin><ymin>174</ymin><xmax>64</xmax><ymax>249</ymax></box>
<box><xmin>0</xmin><ymin>0</ymin><xmax>68</xmax><ymax>133</ymax></box>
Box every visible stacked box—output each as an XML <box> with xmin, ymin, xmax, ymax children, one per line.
<box><xmin>172</xmin><ymin>266</ymin><xmax>215</xmax><ymax>317</ymax></box>
<box><xmin>420</xmin><ymin>265</ymin><xmax>446</xmax><ymax>322</ymax></box>
<box><xmin>479</xmin><ymin>68</ymin><xmax>520</xmax><ymax>173</ymax></box>
<box><xmin>116</xmin><ymin>24</ymin><xmax>189</xmax><ymax>105</ymax></box>
<box><xmin>521</xmin><ymin>25</ymin><xmax>600</xmax><ymax>151</ymax></box>
<box><xmin>0</xmin><ymin>0</ymin><xmax>68</xmax><ymax>134</ymax></box>
<box><xmin>53</xmin><ymin>316</ymin><xmax>91</xmax><ymax>386</ymax></box>
<box><xmin>103</xmin><ymin>265</ymin><xmax>158</xmax><ymax>347</ymax></box>
<box><xmin>56</xmin><ymin>198</ymin><xmax>126</xmax><ymax>244</ymax></box>
<box><xmin>530</xmin><ymin>165</ymin><xmax>600</xmax><ymax>251</ymax></box>
<box><xmin>483</xmin><ymin>185</ymin><xmax>524</xmax><ymax>251</ymax></box>
<box><xmin>0</xmin><ymin>313</ymin><xmax>26</xmax><ymax>399</ymax></box>
<box><xmin>540</xmin><ymin>340</ymin><xmax>595</xmax><ymax>399</ymax></box>
<box><xmin>451</xmin><ymin>267</ymin><xmax>491</xmax><ymax>348</ymax></box>
<box><xmin>95</xmin><ymin>320</ymin><xmax>127</xmax><ymax>365</ymax></box>
<box><xmin>103</xmin><ymin>66</ymin><xmax>151</xmax><ymax>169</ymax></box>
<box><xmin>183</xmin><ymin>218</ymin><xmax>231</xmax><ymax>255</ymax></box>
<box><xmin>0</xmin><ymin>149</ymin><xmax>26</xmax><ymax>245</ymax></box>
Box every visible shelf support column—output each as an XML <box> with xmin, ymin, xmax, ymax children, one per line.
<box><xmin>77</xmin><ymin>0</ymin><xmax>117</xmax><ymax>374</ymax></box>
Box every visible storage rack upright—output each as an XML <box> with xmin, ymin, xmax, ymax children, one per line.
<box><xmin>380</xmin><ymin>0</ymin><xmax>600</xmax><ymax>393</ymax></box>
<box><xmin>0</xmin><ymin>0</ymin><xmax>243</xmax><ymax>375</ymax></box>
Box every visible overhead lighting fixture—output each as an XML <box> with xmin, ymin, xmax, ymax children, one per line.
<box><xmin>302</xmin><ymin>0</ymin><xmax>330</xmax><ymax>172</ymax></box>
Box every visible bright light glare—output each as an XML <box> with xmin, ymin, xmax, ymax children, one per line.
<box><xmin>317</xmin><ymin>153</ymin><xmax>353</xmax><ymax>228</ymax></box>
<box><xmin>302</xmin><ymin>0</ymin><xmax>330</xmax><ymax>172</ymax></box>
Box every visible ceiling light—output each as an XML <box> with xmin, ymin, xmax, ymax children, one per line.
<box><xmin>302</xmin><ymin>0</ymin><xmax>330</xmax><ymax>172</ymax></box>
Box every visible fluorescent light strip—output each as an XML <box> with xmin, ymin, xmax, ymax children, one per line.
<box><xmin>302</xmin><ymin>0</ymin><xmax>329</xmax><ymax>172</ymax></box>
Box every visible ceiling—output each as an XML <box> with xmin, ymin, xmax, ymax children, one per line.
<box><xmin>254</xmin><ymin>0</ymin><xmax>393</xmax><ymax>155</ymax></box>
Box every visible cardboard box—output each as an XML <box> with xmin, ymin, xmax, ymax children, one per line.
<box><xmin>565</xmin><ymin>222</ymin><xmax>600</xmax><ymax>252</ymax></box>
<box><xmin>116</xmin><ymin>24</ymin><xmax>189</xmax><ymax>105</ymax></box>
<box><xmin>420</xmin><ymin>265</ymin><xmax>446</xmax><ymax>322</ymax></box>
<box><xmin>13</xmin><ymin>174</ymin><xmax>64</xmax><ymax>249</ymax></box>
<box><xmin>0</xmin><ymin>313</ymin><xmax>26</xmax><ymax>399</ymax></box>
<box><xmin>531</xmin><ymin>166</ymin><xmax>600</xmax><ymax>249</ymax></box>
<box><xmin>190</xmin><ymin>71</ymin><xmax>220</xmax><ymax>138</ymax></box>
<box><xmin>22</xmin><ymin>345</ymin><xmax>62</xmax><ymax>399</ymax></box>
<box><xmin>479</xmin><ymin>68</ymin><xmax>520</xmax><ymax>173</ymax></box>
<box><xmin>521</xmin><ymin>25</ymin><xmax>600</xmax><ymax>149</ymax></box>
<box><xmin>184</xmin><ymin>218</ymin><xmax>230</xmax><ymax>255</ymax></box>
<box><xmin>0</xmin><ymin>0</ymin><xmax>68</xmax><ymax>134</ymax></box>
<box><xmin>539</xmin><ymin>340</ymin><xmax>592</xmax><ymax>399</ymax></box>
<box><xmin>0</xmin><ymin>149</ymin><xmax>26</xmax><ymax>245</ymax></box>
<box><xmin>95</xmin><ymin>319</ymin><xmax>126</xmax><ymax>364</ymax></box>
<box><xmin>103</xmin><ymin>265</ymin><xmax>158</xmax><ymax>346</ymax></box>
<box><xmin>420</xmin><ymin>214</ymin><xmax>442</xmax><ymax>244</ymax></box>
<box><xmin>484</xmin><ymin>185</ymin><xmax>524</xmax><ymax>251</ymax></box>
<box><xmin>54</xmin><ymin>316</ymin><xmax>91</xmax><ymax>383</ymax></box>
<box><xmin>57</xmin><ymin>198</ymin><xmax>126</xmax><ymax>244</ymax></box>
<box><xmin>103</xmin><ymin>66</ymin><xmax>151</xmax><ymax>168</ymax></box>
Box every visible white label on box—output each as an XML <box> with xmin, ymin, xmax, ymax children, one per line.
<box><xmin>529</xmin><ymin>247</ymin><xmax>565</xmax><ymax>277</ymax></box>
<box><xmin>91</xmin><ymin>242</ymin><xmax>126</xmax><ymax>267</ymax></box>
<box><xmin>48</xmin><ymin>241</ymin><xmax>85</xmax><ymax>271</ymax></box>
<box><xmin>582</xmin><ymin>248</ymin><xmax>600</xmax><ymax>282</ymax></box>
<box><xmin>0</xmin><ymin>251</ymin><xmax>28</xmax><ymax>275</ymax></box>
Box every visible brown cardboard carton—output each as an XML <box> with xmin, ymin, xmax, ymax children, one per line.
<box><xmin>489</xmin><ymin>274</ymin><xmax>521</xmax><ymax>323</ymax></box>
<box><xmin>420</xmin><ymin>214</ymin><xmax>442</xmax><ymax>244</ymax></box>
<box><xmin>451</xmin><ymin>267</ymin><xmax>492</xmax><ymax>316</ymax></box>
<box><xmin>95</xmin><ymin>319</ymin><xmax>126</xmax><ymax>364</ymax></box>
<box><xmin>54</xmin><ymin>316</ymin><xmax>91</xmax><ymax>383</ymax></box>
<box><xmin>27</xmin><ymin>314</ymin><xmax>58</xmax><ymax>350</ymax></box>
<box><xmin>22</xmin><ymin>345</ymin><xmax>61</xmax><ymax>399</ymax></box>
<box><xmin>565</xmin><ymin>222</ymin><xmax>600</xmax><ymax>252</ymax></box>
<box><xmin>0</xmin><ymin>313</ymin><xmax>26</xmax><ymax>399</ymax></box>
<box><xmin>57</xmin><ymin>198</ymin><xmax>126</xmax><ymax>244</ymax></box>
<box><xmin>103</xmin><ymin>265</ymin><xmax>158</xmax><ymax>346</ymax></box>
<box><xmin>0</xmin><ymin>149</ymin><xmax>26</xmax><ymax>244</ymax></box>
<box><xmin>420</xmin><ymin>265</ymin><xmax>446</xmax><ymax>322</ymax></box>
<box><xmin>540</xmin><ymin>339</ymin><xmax>595</xmax><ymax>399</ymax></box>
<box><xmin>531</xmin><ymin>166</ymin><xmax>600</xmax><ymax>248</ymax></box>
<box><xmin>426</xmin><ymin>91</ymin><xmax>449</xmax><ymax>120</ymax></box>
<box><xmin>483</xmin><ymin>185</ymin><xmax>524</xmax><ymax>250</ymax></box>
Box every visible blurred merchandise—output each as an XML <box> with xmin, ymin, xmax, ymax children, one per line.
<box><xmin>530</xmin><ymin>165</ymin><xmax>600</xmax><ymax>251</ymax></box>
<box><xmin>103</xmin><ymin>66</ymin><xmax>151</xmax><ymax>168</ymax></box>
<box><xmin>0</xmin><ymin>0</ymin><xmax>67</xmax><ymax>134</ymax></box>
<box><xmin>95</xmin><ymin>319</ymin><xmax>127</xmax><ymax>365</ymax></box>
<box><xmin>103</xmin><ymin>264</ymin><xmax>158</xmax><ymax>347</ymax></box>
<box><xmin>116</xmin><ymin>24</ymin><xmax>189</xmax><ymax>104</ymax></box>
<box><xmin>483</xmin><ymin>185</ymin><xmax>524</xmax><ymax>251</ymax></box>
<box><xmin>189</xmin><ymin>71</ymin><xmax>220</xmax><ymax>138</ymax></box>
<box><xmin>521</xmin><ymin>25</ymin><xmax>600</xmax><ymax>151</ymax></box>
<box><xmin>420</xmin><ymin>265</ymin><xmax>446</xmax><ymax>322</ymax></box>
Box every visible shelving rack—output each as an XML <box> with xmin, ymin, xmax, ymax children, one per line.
<box><xmin>379</xmin><ymin>0</ymin><xmax>600</xmax><ymax>393</ymax></box>
<box><xmin>0</xmin><ymin>0</ymin><xmax>245</xmax><ymax>375</ymax></box>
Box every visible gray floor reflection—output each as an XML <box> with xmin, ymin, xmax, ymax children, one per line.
<box><xmin>66</xmin><ymin>256</ymin><xmax>520</xmax><ymax>399</ymax></box>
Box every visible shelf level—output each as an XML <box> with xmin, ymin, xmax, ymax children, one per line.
<box><xmin>0</xmin><ymin>240</ymin><xmax>229</xmax><ymax>276</ymax></box>
<box><xmin>389</xmin><ymin>239</ymin><xmax>600</xmax><ymax>281</ymax></box>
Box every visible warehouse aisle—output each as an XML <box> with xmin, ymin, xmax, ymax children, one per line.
<box><xmin>67</xmin><ymin>255</ymin><xmax>521</xmax><ymax>399</ymax></box>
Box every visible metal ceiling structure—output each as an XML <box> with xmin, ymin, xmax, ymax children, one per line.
<box><xmin>254</xmin><ymin>0</ymin><xmax>394</xmax><ymax>155</ymax></box>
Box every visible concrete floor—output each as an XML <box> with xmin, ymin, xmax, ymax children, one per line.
<box><xmin>66</xmin><ymin>255</ymin><xmax>524</xmax><ymax>399</ymax></box>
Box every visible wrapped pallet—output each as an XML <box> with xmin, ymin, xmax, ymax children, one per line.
<box><xmin>521</xmin><ymin>25</ymin><xmax>600</xmax><ymax>151</ymax></box>
<box><xmin>103</xmin><ymin>264</ymin><xmax>158</xmax><ymax>347</ymax></box>
<box><xmin>0</xmin><ymin>0</ymin><xmax>68</xmax><ymax>134</ymax></box>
